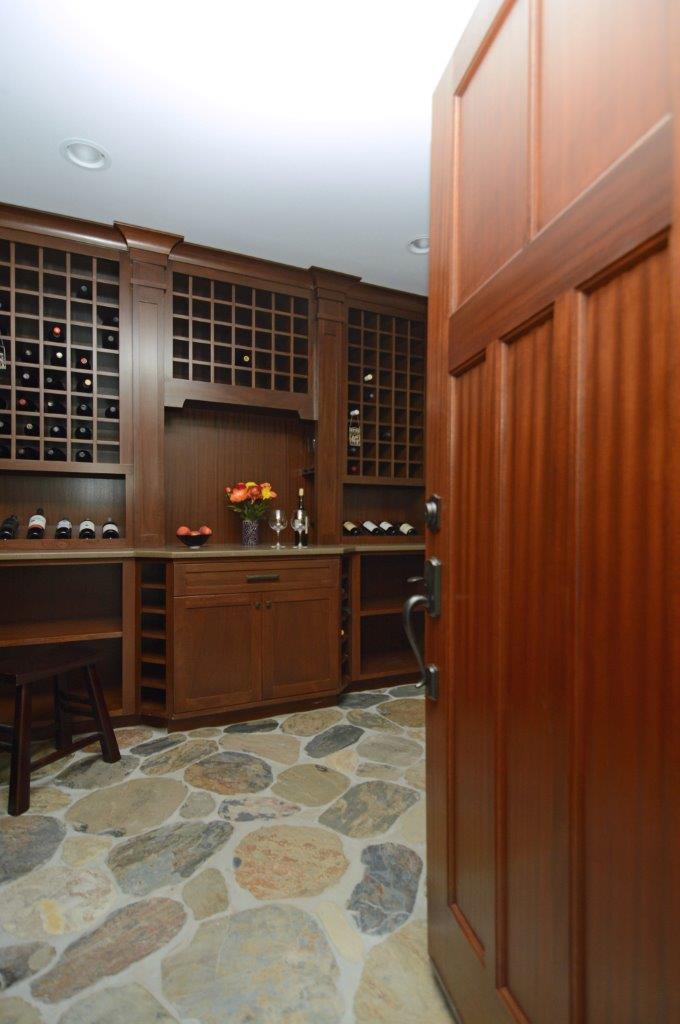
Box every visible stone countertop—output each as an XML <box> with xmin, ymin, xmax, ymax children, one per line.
<box><xmin>0</xmin><ymin>542</ymin><xmax>425</xmax><ymax>562</ymax></box>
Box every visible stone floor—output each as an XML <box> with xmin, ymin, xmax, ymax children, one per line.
<box><xmin>0</xmin><ymin>685</ymin><xmax>453</xmax><ymax>1024</ymax></box>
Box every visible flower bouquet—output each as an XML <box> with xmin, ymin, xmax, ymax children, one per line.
<box><xmin>225</xmin><ymin>481</ymin><xmax>277</xmax><ymax>546</ymax></box>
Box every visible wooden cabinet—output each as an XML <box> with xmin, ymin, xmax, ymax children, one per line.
<box><xmin>171</xmin><ymin>557</ymin><xmax>341</xmax><ymax>718</ymax></box>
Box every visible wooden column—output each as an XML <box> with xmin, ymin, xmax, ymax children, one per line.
<box><xmin>116</xmin><ymin>223</ymin><xmax>183</xmax><ymax>545</ymax></box>
<box><xmin>311</xmin><ymin>268</ymin><xmax>358</xmax><ymax>543</ymax></box>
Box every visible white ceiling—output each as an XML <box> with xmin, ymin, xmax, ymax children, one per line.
<box><xmin>0</xmin><ymin>0</ymin><xmax>477</xmax><ymax>295</ymax></box>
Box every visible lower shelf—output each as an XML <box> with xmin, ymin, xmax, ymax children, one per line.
<box><xmin>358</xmin><ymin>647</ymin><xmax>418</xmax><ymax>681</ymax></box>
<box><xmin>0</xmin><ymin>617</ymin><xmax>123</xmax><ymax>648</ymax></box>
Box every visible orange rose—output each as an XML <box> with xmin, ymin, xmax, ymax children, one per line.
<box><xmin>247</xmin><ymin>484</ymin><xmax>262</xmax><ymax>500</ymax></box>
<box><xmin>229</xmin><ymin>487</ymin><xmax>249</xmax><ymax>503</ymax></box>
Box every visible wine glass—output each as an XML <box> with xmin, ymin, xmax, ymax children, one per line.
<box><xmin>291</xmin><ymin>508</ymin><xmax>309</xmax><ymax>547</ymax></box>
<box><xmin>268</xmin><ymin>509</ymin><xmax>287</xmax><ymax>548</ymax></box>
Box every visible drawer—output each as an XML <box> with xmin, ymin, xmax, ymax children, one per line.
<box><xmin>173</xmin><ymin>557</ymin><xmax>340</xmax><ymax>597</ymax></box>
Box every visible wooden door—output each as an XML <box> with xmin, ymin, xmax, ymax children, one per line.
<box><xmin>427</xmin><ymin>2</ymin><xmax>679</xmax><ymax>1022</ymax></box>
<box><xmin>261</xmin><ymin>587</ymin><xmax>340</xmax><ymax>700</ymax></box>
<box><xmin>173</xmin><ymin>593</ymin><xmax>262</xmax><ymax>712</ymax></box>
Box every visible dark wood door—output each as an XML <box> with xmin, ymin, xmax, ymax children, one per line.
<box><xmin>261</xmin><ymin>587</ymin><xmax>340</xmax><ymax>700</ymax></box>
<box><xmin>173</xmin><ymin>593</ymin><xmax>262</xmax><ymax>712</ymax></box>
<box><xmin>427</xmin><ymin>2</ymin><xmax>679</xmax><ymax>1022</ymax></box>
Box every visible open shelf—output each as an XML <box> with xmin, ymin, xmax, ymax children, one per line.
<box><xmin>357</xmin><ymin>646</ymin><xmax>419</xmax><ymax>681</ymax></box>
<box><xmin>0</xmin><ymin>616</ymin><xmax>122</xmax><ymax>647</ymax></box>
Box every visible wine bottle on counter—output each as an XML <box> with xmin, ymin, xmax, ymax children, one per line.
<box><xmin>75</xmin><ymin>400</ymin><xmax>93</xmax><ymax>417</ymax></box>
<box><xmin>397</xmin><ymin>522</ymin><xmax>417</xmax><ymax>536</ymax></box>
<box><xmin>378</xmin><ymin>520</ymin><xmax>398</xmax><ymax>535</ymax></box>
<box><xmin>27</xmin><ymin>507</ymin><xmax>46</xmax><ymax>539</ymax></box>
<box><xmin>16</xmin><ymin>444</ymin><xmax>39</xmax><ymax>460</ymax></box>
<box><xmin>362</xmin><ymin>520</ymin><xmax>385</xmax><ymax>535</ymax></box>
<box><xmin>343</xmin><ymin>521</ymin><xmax>363</xmax><ymax>536</ymax></box>
<box><xmin>45</xmin><ymin>445</ymin><xmax>66</xmax><ymax>462</ymax></box>
<box><xmin>55</xmin><ymin>518</ymin><xmax>72</xmax><ymax>539</ymax></box>
<box><xmin>78</xmin><ymin>518</ymin><xmax>96</xmax><ymax>539</ymax></box>
<box><xmin>104</xmin><ymin>402</ymin><xmax>119</xmax><ymax>419</ymax></box>
<box><xmin>45</xmin><ymin>397</ymin><xmax>66</xmax><ymax>415</ymax></box>
<box><xmin>0</xmin><ymin>514</ymin><xmax>19</xmax><ymax>540</ymax></box>
<box><xmin>45</xmin><ymin>323</ymin><xmax>64</xmax><ymax>341</ymax></box>
<box><xmin>293</xmin><ymin>488</ymin><xmax>309</xmax><ymax>548</ymax></box>
<box><xmin>75</xmin><ymin>448</ymin><xmax>93</xmax><ymax>463</ymax></box>
<box><xmin>102</xmin><ymin>517</ymin><xmax>120</xmax><ymax>540</ymax></box>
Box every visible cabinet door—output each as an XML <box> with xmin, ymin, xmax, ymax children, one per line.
<box><xmin>173</xmin><ymin>594</ymin><xmax>262</xmax><ymax>713</ymax></box>
<box><xmin>261</xmin><ymin>587</ymin><xmax>340</xmax><ymax>700</ymax></box>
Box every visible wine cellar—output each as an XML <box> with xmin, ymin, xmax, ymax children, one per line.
<box><xmin>0</xmin><ymin>203</ymin><xmax>426</xmax><ymax>729</ymax></box>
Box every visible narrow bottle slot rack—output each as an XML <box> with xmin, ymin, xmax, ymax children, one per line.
<box><xmin>138</xmin><ymin>563</ymin><xmax>168</xmax><ymax>715</ymax></box>
<box><xmin>0</xmin><ymin>237</ymin><xmax>121</xmax><ymax>465</ymax></box>
<box><xmin>171</xmin><ymin>272</ymin><xmax>310</xmax><ymax>396</ymax></box>
<box><xmin>346</xmin><ymin>307</ymin><xmax>425</xmax><ymax>481</ymax></box>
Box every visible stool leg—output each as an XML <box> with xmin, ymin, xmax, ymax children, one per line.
<box><xmin>9</xmin><ymin>684</ymin><xmax>32</xmax><ymax>816</ymax></box>
<box><xmin>83</xmin><ymin>664</ymin><xmax>120</xmax><ymax>763</ymax></box>
<box><xmin>53</xmin><ymin>674</ymin><xmax>72</xmax><ymax>749</ymax></box>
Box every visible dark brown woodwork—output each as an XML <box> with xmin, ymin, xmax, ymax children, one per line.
<box><xmin>261</xmin><ymin>587</ymin><xmax>339</xmax><ymax>700</ymax></box>
<box><xmin>427</xmin><ymin>2</ymin><xmax>678</xmax><ymax>1023</ymax></box>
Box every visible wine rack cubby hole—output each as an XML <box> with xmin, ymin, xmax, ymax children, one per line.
<box><xmin>171</xmin><ymin>272</ymin><xmax>310</xmax><ymax>397</ymax></box>
<box><xmin>0</xmin><ymin>237</ymin><xmax>121</xmax><ymax>466</ymax></box>
<box><xmin>0</xmin><ymin>562</ymin><xmax>124</xmax><ymax>726</ymax></box>
<box><xmin>0</xmin><ymin>470</ymin><xmax>128</xmax><ymax>543</ymax></box>
<box><xmin>342</xmin><ymin>482</ymin><xmax>424</xmax><ymax>541</ymax></box>
<box><xmin>346</xmin><ymin>306</ymin><xmax>425</xmax><ymax>482</ymax></box>
<box><xmin>138</xmin><ymin>562</ymin><xmax>168</xmax><ymax>718</ymax></box>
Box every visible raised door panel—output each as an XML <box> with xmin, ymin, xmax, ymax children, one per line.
<box><xmin>498</xmin><ymin>311</ymin><xmax>571</xmax><ymax>1023</ymax></box>
<box><xmin>539</xmin><ymin>0</ymin><xmax>670</xmax><ymax>227</ymax></box>
<box><xmin>261</xmin><ymin>587</ymin><xmax>340</xmax><ymax>700</ymax></box>
<box><xmin>456</xmin><ymin>0</ymin><xmax>529</xmax><ymax>303</ymax></box>
<box><xmin>173</xmin><ymin>593</ymin><xmax>261</xmax><ymax>712</ymax></box>
<box><xmin>578</xmin><ymin>243</ymin><xmax>673</xmax><ymax>1023</ymax></box>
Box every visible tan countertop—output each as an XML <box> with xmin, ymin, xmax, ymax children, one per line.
<box><xmin>0</xmin><ymin>541</ymin><xmax>425</xmax><ymax>562</ymax></box>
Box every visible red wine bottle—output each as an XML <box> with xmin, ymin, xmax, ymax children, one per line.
<box><xmin>27</xmin><ymin>507</ymin><xmax>46</xmax><ymax>539</ymax></box>
<box><xmin>74</xmin><ymin>352</ymin><xmax>92</xmax><ymax>370</ymax></box>
<box><xmin>0</xmin><ymin>513</ymin><xmax>19</xmax><ymax>539</ymax></box>
<box><xmin>17</xmin><ymin>395</ymin><xmax>38</xmax><ymax>412</ymax></box>
<box><xmin>78</xmin><ymin>518</ymin><xmax>96</xmax><ymax>539</ymax></box>
<box><xmin>45</xmin><ymin>323</ymin><xmax>65</xmax><ymax>341</ymax></box>
<box><xmin>45</xmin><ymin>445</ymin><xmax>66</xmax><ymax>462</ymax></box>
<box><xmin>55</xmin><ymin>517</ymin><xmax>72</xmax><ymax>538</ymax></box>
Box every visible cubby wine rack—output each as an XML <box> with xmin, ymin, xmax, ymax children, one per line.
<box><xmin>0</xmin><ymin>237</ymin><xmax>121</xmax><ymax>465</ymax></box>
<box><xmin>137</xmin><ymin>561</ymin><xmax>168</xmax><ymax>718</ymax></box>
<box><xmin>346</xmin><ymin>307</ymin><xmax>425</xmax><ymax>481</ymax></box>
<box><xmin>171</xmin><ymin>271</ymin><xmax>310</xmax><ymax>398</ymax></box>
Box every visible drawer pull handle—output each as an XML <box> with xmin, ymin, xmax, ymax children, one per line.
<box><xmin>246</xmin><ymin>573</ymin><xmax>280</xmax><ymax>583</ymax></box>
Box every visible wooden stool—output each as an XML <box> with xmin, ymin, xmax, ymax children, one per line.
<box><xmin>0</xmin><ymin>644</ymin><xmax>121</xmax><ymax>815</ymax></box>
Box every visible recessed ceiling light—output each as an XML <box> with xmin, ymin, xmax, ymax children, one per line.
<box><xmin>59</xmin><ymin>138</ymin><xmax>111</xmax><ymax>171</ymax></box>
<box><xmin>407</xmin><ymin>236</ymin><xmax>429</xmax><ymax>255</ymax></box>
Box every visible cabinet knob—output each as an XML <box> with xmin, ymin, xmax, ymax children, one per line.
<box><xmin>265</xmin><ymin>600</ymin><xmax>272</xmax><ymax>609</ymax></box>
<box><xmin>254</xmin><ymin>601</ymin><xmax>261</xmax><ymax>609</ymax></box>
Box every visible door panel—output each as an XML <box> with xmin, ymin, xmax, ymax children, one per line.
<box><xmin>261</xmin><ymin>587</ymin><xmax>340</xmax><ymax>700</ymax></box>
<box><xmin>173</xmin><ymin>593</ymin><xmax>261</xmax><ymax>712</ymax></box>
<box><xmin>428</xmin><ymin>1</ymin><xmax>678</xmax><ymax>1022</ymax></box>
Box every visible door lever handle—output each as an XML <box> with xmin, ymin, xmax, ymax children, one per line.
<box><xmin>401</xmin><ymin>557</ymin><xmax>441</xmax><ymax>699</ymax></box>
<box><xmin>402</xmin><ymin>593</ymin><xmax>429</xmax><ymax>690</ymax></box>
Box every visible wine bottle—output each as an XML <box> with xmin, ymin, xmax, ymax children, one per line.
<box><xmin>0</xmin><ymin>513</ymin><xmax>19</xmax><ymax>540</ymax></box>
<box><xmin>348</xmin><ymin>409</ymin><xmax>361</xmax><ymax>453</ymax></box>
<box><xmin>74</xmin><ymin>375</ymin><xmax>93</xmax><ymax>394</ymax></box>
<box><xmin>55</xmin><ymin>517</ymin><xmax>72</xmax><ymax>539</ymax></box>
<box><xmin>44</xmin><ymin>371</ymin><xmax>66</xmax><ymax>391</ymax></box>
<box><xmin>45</xmin><ymin>445</ymin><xmax>66</xmax><ymax>462</ymax></box>
<box><xmin>0</xmin><ymin>393</ymin><xmax>7</xmax><ymax>409</ymax></box>
<box><xmin>74</xmin><ymin>352</ymin><xmax>92</xmax><ymax>370</ymax></box>
<box><xmin>74</xmin><ymin>448</ymin><xmax>93</xmax><ymax>463</ymax></box>
<box><xmin>0</xmin><ymin>416</ymin><xmax>9</xmax><ymax>434</ymax></box>
<box><xmin>362</xmin><ymin>520</ymin><xmax>385</xmax><ymax>535</ymax></box>
<box><xmin>101</xmin><ymin>331</ymin><xmax>117</xmax><ymax>349</ymax></box>
<box><xmin>378</xmin><ymin>520</ymin><xmax>398</xmax><ymax>535</ymax></box>
<box><xmin>73</xmin><ymin>281</ymin><xmax>92</xmax><ymax>300</ymax></box>
<box><xmin>16</xmin><ymin>444</ymin><xmax>39</xmax><ymax>460</ymax></box>
<box><xmin>45</xmin><ymin>397</ymin><xmax>66</xmax><ymax>415</ymax></box>
<box><xmin>45</xmin><ymin>323</ymin><xmax>64</xmax><ymax>341</ymax></box>
<box><xmin>342</xmin><ymin>521</ymin><xmax>362</xmax><ymax>536</ymax></box>
<box><xmin>75</xmin><ymin>400</ymin><xmax>93</xmax><ymax>417</ymax></box>
<box><xmin>48</xmin><ymin>422</ymin><xmax>66</xmax><ymax>438</ymax></box>
<box><xmin>74</xmin><ymin>424</ymin><xmax>92</xmax><ymax>440</ymax></box>
<box><xmin>99</xmin><ymin>309</ymin><xmax>119</xmax><ymax>327</ymax></box>
<box><xmin>236</xmin><ymin>351</ymin><xmax>251</xmax><ymax>366</ymax></box>
<box><xmin>22</xmin><ymin>420</ymin><xmax>39</xmax><ymax>435</ymax></box>
<box><xmin>17</xmin><ymin>395</ymin><xmax>38</xmax><ymax>412</ymax></box>
<box><xmin>398</xmin><ymin>522</ymin><xmax>417</xmax><ymax>536</ymax></box>
<box><xmin>78</xmin><ymin>518</ymin><xmax>96</xmax><ymax>539</ymax></box>
<box><xmin>104</xmin><ymin>402</ymin><xmax>118</xmax><ymax>419</ymax></box>
<box><xmin>294</xmin><ymin>488</ymin><xmax>309</xmax><ymax>548</ymax></box>
<box><xmin>18</xmin><ymin>343</ymin><xmax>38</xmax><ymax>363</ymax></box>
<box><xmin>102</xmin><ymin>517</ymin><xmax>120</xmax><ymax>540</ymax></box>
<box><xmin>50</xmin><ymin>348</ymin><xmax>67</xmax><ymax>367</ymax></box>
<box><xmin>17</xmin><ymin>367</ymin><xmax>39</xmax><ymax>388</ymax></box>
<box><xmin>0</xmin><ymin>442</ymin><xmax>11</xmax><ymax>459</ymax></box>
<box><xmin>347</xmin><ymin>461</ymin><xmax>360</xmax><ymax>475</ymax></box>
<box><xmin>27</xmin><ymin>507</ymin><xmax>46</xmax><ymax>539</ymax></box>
